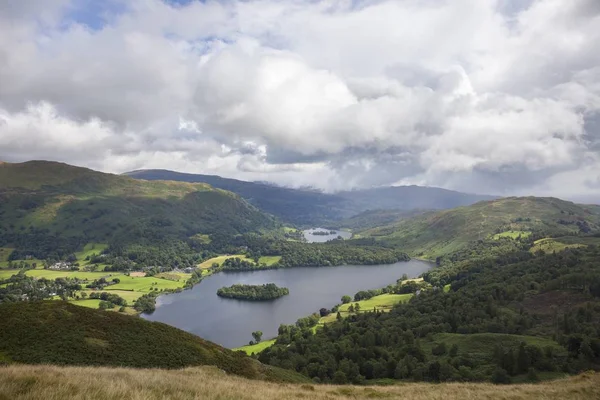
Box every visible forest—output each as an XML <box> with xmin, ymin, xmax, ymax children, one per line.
<box><xmin>217</xmin><ymin>283</ymin><xmax>290</xmax><ymax>301</ymax></box>
<box><xmin>258</xmin><ymin>243</ymin><xmax>600</xmax><ymax>384</ymax></box>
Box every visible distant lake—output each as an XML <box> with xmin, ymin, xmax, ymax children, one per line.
<box><xmin>303</xmin><ymin>228</ymin><xmax>352</xmax><ymax>243</ymax></box>
<box><xmin>142</xmin><ymin>260</ymin><xmax>432</xmax><ymax>348</ymax></box>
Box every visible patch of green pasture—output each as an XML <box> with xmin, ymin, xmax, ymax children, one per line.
<box><xmin>106</xmin><ymin>275</ymin><xmax>185</xmax><ymax>292</ymax></box>
<box><xmin>339</xmin><ymin>293</ymin><xmax>412</xmax><ymax>312</ymax></box>
<box><xmin>234</xmin><ymin>339</ymin><xmax>276</xmax><ymax>355</ymax></box>
<box><xmin>259</xmin><ymin>256</ymin><xmax>281</xmax><ymax>266</ymax></box>
<box><xmin>492</xmin><ymin>230</ymin><xmax>531</xmax><ymax>240</ymax></box>
<box><xmin>198</xmin><ymin>254</ymin><xmax>247</xmax><ymax>269</ymax></box>
<box><xmin>25</xmin><ymin>270</ymin><xmax>117</xmax><ymax>280</ymax></box>
<box><xmin>443</xmin><ymin>284</ymin><xmax>451</xmax><ymax>293</ymax></box>
<box><xmin>530</xmin><ymin>237</ymin><xmax>587</xmax><ymax>254</ymax></box>
<box><xmin>155</xmin><ymin>272</ymin><xmax>192</xmax><ymax>281</ymax></box>
<box><xmin>318</xmin><ymin>293</ymin><xmax>414</xmax><ymax>326</ymax></box>
<box><xmin>75</xmin><ymin>243</ymin><xmax>108</xmax><ymax>265</ymax></box>
<box><xmin>0</xmin><ymin>270</ymin><xmax>20</xmax><ymax>280</ymax></box>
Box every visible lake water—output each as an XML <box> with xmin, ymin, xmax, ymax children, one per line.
<box><xmin>142</xmin><ymin>259</ymin><xmax>432</xmax><ymax>348</ymax></box>
<box><xmin>303</xmin><ymin>228</ymin><xmax>352</xmax><ymax>243</ymax></box>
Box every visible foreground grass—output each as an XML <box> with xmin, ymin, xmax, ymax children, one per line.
<box><xmin>1</xmin><ymin>364</ymin><xmax>599</xmax><ymax>400</ymax></box>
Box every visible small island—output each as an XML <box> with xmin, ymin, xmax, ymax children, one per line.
<box><xmin>216</xmin><ymin>283</ymin><xmax>290</xmax><ymax>301</ymax></box>
<box><xmin>311</xmin><ymin>230</ymin><xmax>334</xmax><ymax>236</ymax></box>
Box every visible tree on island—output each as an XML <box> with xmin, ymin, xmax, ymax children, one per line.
<box><xmin>252</xmin><ymin>331</ymin><xmax>263</xmax><ymax>343</ymax></box>
<box><xmin>216</xmin><ymin>283</ymin><xmax>289</xmax><ymax>301</ymax></box>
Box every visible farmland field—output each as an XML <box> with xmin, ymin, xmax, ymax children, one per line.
<box><xmin>0</xmin><ymin>270</ymin><xmax>19</xmax><ymax>280</ymax></box>
<box><xmin>198</xmin><ymin>254</ymin><xmax>248</xmax><ymax>269</ymax></box>
<box><xmin>198</xmin><ymin>254</ymin><xmax>281</xmax><ymax>269</ymax></box>
<box><xmin>25</xmin><ymin>270</ymin><xmax>118</xmax><ymax>280</ymax></box>
<box><xmin>234</xmin><ymin>339</ymin><xmax>276</xmax><ymax>355</ymax></box>
<box><xmin>106</xmin><ymin>275</ymin><xmax>186</xmax><ymax>292</ymax></box>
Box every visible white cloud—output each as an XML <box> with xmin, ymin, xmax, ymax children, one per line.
<box><xmin>0</xmin><ymin>0</ymin><xmax>599</xmax><ymax>199</ymax></box>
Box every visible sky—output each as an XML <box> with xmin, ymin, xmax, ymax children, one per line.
<box><xmin>0</xmin><ymin>0</ymin><xmax>599</xmax><ymax>200</ymax></box>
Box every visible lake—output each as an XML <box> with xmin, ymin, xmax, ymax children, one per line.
<box><xmin>142</xmin><ymin>259</ymin><xmax>432</xmax><ymax>348</ymax></box>
<box><xmin>303</xmin><ymin>228</ymin><xmax>352</xmax><ymax>243</ymax></box>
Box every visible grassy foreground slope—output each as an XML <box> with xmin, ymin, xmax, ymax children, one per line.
<box><xmin>359</xmin><ymin>197</ymin><xmax>600</xmax><ymax>258</ymax></box>
<box><xmin>0</xmin><ymin>365</ymin><xmax>598</xmax><ymax>400</ymax></box>
<box><xmin>0</xmin><ymin>161</ymin><xmax>276</xmax><ymax>244</ymax></box>
<box><xmin>0</xmin><ymin>301</ymin><xmax>305</xmax><ymax>383</ymax></box>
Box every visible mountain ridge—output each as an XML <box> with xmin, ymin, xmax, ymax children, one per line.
<box><xmin>125</xmin><ymin>168</ymin><xmax>496</xmax><ymax>224</ymax></box>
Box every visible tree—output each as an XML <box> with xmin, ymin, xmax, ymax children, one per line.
<box><xmin>341</xmin><ymin>295</ymin><xmax>352</xmax><ymax>304</ymax></box>
<box><xmin>449</xmin><ymin>343</ymin><xmax>459</xmax><ymax>357</ymax></box>
<box><xmin>336</xmin><ymin>311</ymin><xmax>342</xmax><ymax>321</ymax></box>
<box><xmin>332</xmin><ymin>371</ymin><xmax>348</xmax><ymax>384</ymax></box>
<box><xmin>348</xmin><ymin>304</ymin><xmax>354</xmax><ymax>313</ymax></box>
<box><xmin>354</xmin><ymin>303</ymin><xmax>361</xmax><ymax>312</ymax></box>
<box><xmin>491</xmin><ymin>367</ymin><xmax>511</xmax><ymax>384</ymax></box>
<box><xmin>319</xmin><ymin>308</ymin><xmax>330</xmax><ymax>317</ymax></box>
<box><xmin>252</xmin><ymin>331</ymin><xmax>263</xmax><ymax>343</ymax></box>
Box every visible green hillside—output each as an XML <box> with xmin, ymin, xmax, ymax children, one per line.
<box><xmin>0</xmin><ymin>301</ymin><xmax>305</xmax><ymax>383</ymax></box>
<box><xmin>0</xmin><ymin>161</ymin><xmax>277</xmax><ymax>256</ymax></box>
<box><xmin>358</xmin><ymin>197</ymin><xmax>600</xmax><ymax>258</ymax></box>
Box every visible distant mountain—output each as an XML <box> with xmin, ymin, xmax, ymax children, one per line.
<box><xmin>0</xmin><ymin>161</ymin><xmax>276</xmax><ymax>245</ymax></box>
<box><xmin>357</xmin><ymin>196</ymin><xmax>600</xmax><ymax>258</ymax></box>
<box><xmin>125</xmin><ymin>169</ymin><xmax>495</xmax><ymax>225</ymax></box>
<box><xmin>0</xmin><ymin>301</ymin><xmax>306</xmax><ymax>383</ymax></box>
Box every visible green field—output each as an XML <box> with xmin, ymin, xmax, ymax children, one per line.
<box><xmin>106</xmin><ymin>275</ymin><xmax>185</xmax><ymax>292</ymax></box>
<box><xmin>492</xmin><ymin>230</ymin><xmax>531</xmax><ymax>240</ymax></box>
<box><xmin>198</xmin><ymin>254</ymin><xmax>281</xmax><ymax>269</ymax></box>
<box><xmin>340</xmin><ymin>293</ymin><xmax>412</xmax><ymax>312</ymax></box>
<box><xmin>0</xmin><ymin>269</ymin><xmax>20</xmax><ymax>280</ymax></box>
<box><xmin>74</xmin><ymin>243</ymin><xmax>108</xmax><ymax>265</ymax></box>
<box><xmin>234</xmin><ymin>339</ymin><xmax>276</xmax><ymax>355</ymax></box>
<box><xmin>25</xmin><ymin>270</ymin><xmax>117</xmax><ymax>280</ymax></box>
<box><xmin>155</xmin><ymin>272</ymin><xmax>192</xmax><ymax>281</ymax></box>
<box><xmin>198</xmin><ymin>254</ymin><xmax>247</xmax><ymax>269</ymax></box>
<box><xmin>258</xmin><ymin>256</ymin><xmax>281</xmax><ymax>266</ymax></box>
<box><xmin>530</xmin><ymin>236</ymin><xmax>600</xmax><ymax>254</ymax></box>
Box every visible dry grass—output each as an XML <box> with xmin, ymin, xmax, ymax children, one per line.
<box><xmin>0</xmin><ymin>365</ymin><xmax>599</xmax><ymax>400</ymax></box>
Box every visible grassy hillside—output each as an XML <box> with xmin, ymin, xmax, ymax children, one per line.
<box><xmin>0</xmin><ymin>301</ymin><xmax>305</xmax><ymax>383</ymax></box>
<box><xmin>359</xmin><ymin>197</ymin><xmax>600</xmax><ymax>258</ymax></box>
<box><xmin>0</xmin><ymin>364</ymin><xmax>598</xmax><ymax>400</ymax></box>
<box><xmin>0</xmin><ymin>161</ymin><xmax>276</xmax><ymax>250</ymax></box>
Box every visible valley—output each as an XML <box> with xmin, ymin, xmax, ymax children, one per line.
<box><xmin>2</xmin><ymin>160</ymin><xmax>600</xmax><ymax>397</ymax></box>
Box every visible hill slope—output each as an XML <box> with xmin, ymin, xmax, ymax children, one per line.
<box><xmin>1</xmin><ymin>364</ymin><xmax>598</xmax><ymax>400</ymax></box>
<box><xmin>0</xmin><ymin>161</ymin><xmax>276</xmax><ymax>247</ymax></box>
<box><xmin>358</xmin><ymin>197</ymin><xmax>600</xmax><ymax>258</ymax></box>
<box><xmin>125</xmin><ymin>169</ymin><xmax>495</xmax><ymax>224</ymax></box>
<box><xmin>0</xmin><ymin>301</ymin><xmax>304</xmax><ymax>383</ymax></box>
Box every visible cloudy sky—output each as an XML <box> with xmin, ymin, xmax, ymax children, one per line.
<box><xmin>1</xmin><ymin>0</ymin><xmax>599</xmax><ymax>199</ymax></box>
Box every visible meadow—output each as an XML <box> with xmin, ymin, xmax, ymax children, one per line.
<box><xmin>0</xmin><ymin>364</ymin><xmax>598</xmax><ymax>400</ymax></box>
<box><xmin>198</xmin><ymin>254</ymin><xmax>281</xmax><ymax>269</ymax></box>
<box><xmin>105</xmin><ymin>274</ymin><xmax>186</xmax><ymax>292</ymax></box>
<box><xmin>234</xmin><ymin>339</ymin><xmax>276</xmax><ymax>355</ymax></box>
